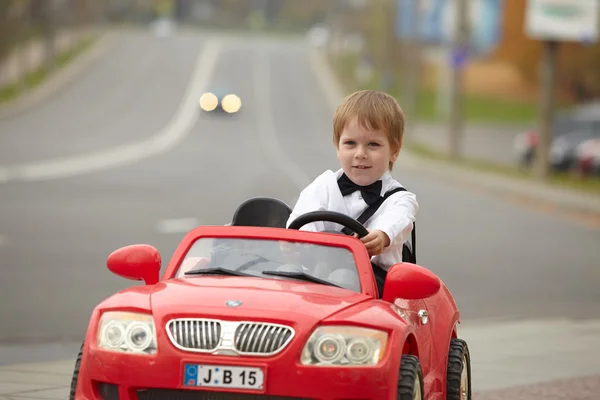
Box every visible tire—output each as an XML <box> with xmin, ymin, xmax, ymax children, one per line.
<box><xmin>69</xmin><ymin>342</ymin><xmax>85</xmax><ymax>400</ymax></box>
<box><xmin>397</xmin><ymin>354</ymin><xmax>424</xmax><ymax>400</ymax></box>
<box><xmin>446</xmin><ymin>338</ymin><xmax>471</xmax><ymax>400</ymax></box>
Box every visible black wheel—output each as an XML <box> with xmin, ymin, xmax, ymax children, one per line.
<box><xmin>446</xmin><ymin>338</ymin><xmax>471</xmax><ymax>400</ymax></box>
<box><xmin>69</xmin><ymin>341</ymin><xmax>85</xmax><ymax>400</ymax></box>
<box><xmin>397</xmin><ymin>354</ymin><xmax>424</xmax><ymax>400</ymax></box>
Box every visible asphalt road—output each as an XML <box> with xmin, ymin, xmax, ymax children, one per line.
<box><xmin>0</xmin><ymin>28</ymin><xmax>598</xmax><ymax>365</ymax></box>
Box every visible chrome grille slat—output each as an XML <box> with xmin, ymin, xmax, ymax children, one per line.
<box><xmin>177</xmin><ymin>321</ymin><xmax>182</xmax><ymax>346</ymax></box>
<box><xmin>190</xmin><ymin>320</ymin><xmax>196</xmax><ymax>348</ymax></box>
<box><xmin>244</xmin><ymin>324</ymin><xmax>259</xmax><ymax>352</ymax></box>
<box><xmin>268</xmin><ymin>326</ymin><xmax>282</xmax><ymax>353</ymax></box>
<box><xmin>276</xmin><ymin>326</ymin><xmax>292</xmax><ymax>350</ymax></box>
<box><xmin>251</xmin><ymin>325</ymin><xmax>265</xmax><ymax>353</ymax></box>
<box><xmin>207</xmin><ymin>321</ymin><xmax>212</xmax><ymax>348</ymax></box>
<box><xmin>260</xmin><ymin>326</ymin><xmax>274</xmax><ymax>353</ymax></box>
<box><xmin>195</xmin><ymin>321</ymin><xmax>202</xmax><ymax>349</ymax></box>
<box><xmin>185</xmin><ymin>321</ymin><xmax>190</xmax><ymax>348</ymax></box>
<box><xmin>166</xmin><ymin>318</ymin><xmax>294</xmax><ymax>356</ymax></box>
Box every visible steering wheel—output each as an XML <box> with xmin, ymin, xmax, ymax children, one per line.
<box><xmin>287</xmin><ymin>211</ymin><xmax>370</xmax><ymax>238</ymax></box>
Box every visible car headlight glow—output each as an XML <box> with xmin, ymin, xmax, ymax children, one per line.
<box><xmin>221</xmin><ymin>94</ymin><xmax>242</xmax><ymax>113</ymax></box>
<box><xmin>301</xmin><ymin>326</ymin><xmax>388</xmax><ymax>366</ymax></box>
<box><xmin>97</xmin><ymin>311</ymin><xmax>157</xmax><ymax>355</ymax></box>
<box><xmin>199</xmin><ymin>92</ymin><xmax>219</xmax><ymax>111</ymax></box>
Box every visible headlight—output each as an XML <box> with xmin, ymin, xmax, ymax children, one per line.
<box><xmin>97</xmin><ymin>311</ymin><xmax>157</xmax><ymax>355</ymax></box>
<box><xmin>300</xmin><ymin>326</ymin><xmax>388</xmax><ymax>366</ymax></box>
<box><xmin>221</xmin><ymin>94</ymin><xmax>242</xmax><ymax>113</ymax></box>
<box><xmin>199</xmin><ymin>92</ymin><xmax>219</xmax><ymax>111</ymax></box>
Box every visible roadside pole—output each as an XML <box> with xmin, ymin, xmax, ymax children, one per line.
<box><xmin>534</xmin><ymin>39</ymin><xmax>558</xmax><ymax>180</ymax></box>
<box><xmin>447</xmin><ymin>0</ymin><xmax>470</xmax><ymax>161</ymax></box>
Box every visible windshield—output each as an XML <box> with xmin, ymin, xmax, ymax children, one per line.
<box><xmin>176</xmin><ymin>238</ymin><xmax>361</xmax><ymax>292</ymax></box>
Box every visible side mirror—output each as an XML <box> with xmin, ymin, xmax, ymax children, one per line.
<box><xmin>107</xmin><ymin>244</ymin><xmax>161</xmax><ymax>285</ymax></box>
<box><xmin>381</xmin><ymin>262</ymin><xmax>440</xmax><ymax>302</ymax></box>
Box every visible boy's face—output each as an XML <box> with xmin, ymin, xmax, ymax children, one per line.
<box><xmin>336</xmin><ymin>117</ymin><xmax>399</xmax><ymax>186</ymax></box>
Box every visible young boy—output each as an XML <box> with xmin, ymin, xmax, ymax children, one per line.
<box><xmin>286</xmin><ymin>90</ymin><xmax>418</xmax><ymax>297</ymax></box>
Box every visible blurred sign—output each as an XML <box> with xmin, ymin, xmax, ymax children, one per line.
<box><xmin>525</xmin><ymin>0</ymin><xmax>599</xmax><ymax>42</ymax></box>
<box><xmin>450</xmin><ymin>46</ymin><xmax>469</xmax><ymax>70</ymax></box>
<box><xmin>395</xmin><ymin>0</ymin><xmax>504</xmax><ymax>55</ymax></box>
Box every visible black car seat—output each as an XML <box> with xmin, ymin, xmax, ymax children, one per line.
<box><xmin>231</xmin><ymin>197</ymin><xmax>292</xmax><ymax>228</ymax></box>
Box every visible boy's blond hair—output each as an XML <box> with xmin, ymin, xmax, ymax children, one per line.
<box><xmin>333</xmin><ymin>90</ymin><xmax>405</xmax><ymax>171</ymax></box>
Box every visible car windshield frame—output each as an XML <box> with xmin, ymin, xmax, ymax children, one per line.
<box><xmin>161</xmin><ymin>225</ymin><xmax>377</xmax><ymax>296</ymax></box>
<box><xmin>176</xmin><ymin>236</ymin><xmax>362</xmax><ymax>292</ymax></box>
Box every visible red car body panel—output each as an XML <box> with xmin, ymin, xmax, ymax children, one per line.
<box><xmin>75</xmin><ymin>225</ymin><xmax>461</xmax><ymax>400</ymax></box>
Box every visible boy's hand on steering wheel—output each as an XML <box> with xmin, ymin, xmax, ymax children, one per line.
<box><xmin>357</xmin><ymin>229</ymin><xmax>390</xmax><ymax>256</ymax></box>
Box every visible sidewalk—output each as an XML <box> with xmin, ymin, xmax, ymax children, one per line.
<box><xmin>308</xmin><ymin>48</ymin><xmax>600</xmax><ymax>217</ymax></box>
<box><xmin>0</xmin><ymin>29</ymin><xmax>88</xmax><ymax>89</ymax></box>
<box><xmin>0</xmin><ymin>28</ymin><xmax>115</xmax><ymax>120</ymax></box>
<box><xmin>0</xmin><ymin>360</ymin><xmax>72</xmax><ymax>400</ymax></box>
<box><xmin>409</xmin><ymin>121</ymin><xmax>526</xmax><ymax>167</ymax></box>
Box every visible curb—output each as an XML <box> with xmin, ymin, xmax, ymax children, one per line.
<box><xmin>307</xmin><ymin>48</ymin><xmax>600</xmax><ymax>217</ymax></box>
<box><xmin>0</xmin><ymin>29</ymin><xmax>118</xmax><ymax>121</ymax></box>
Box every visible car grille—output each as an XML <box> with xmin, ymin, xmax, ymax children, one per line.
<box><xmin>235</xmin><ymin>322</ymin><xmax>294</xmax><ymax>354</ymax></box>
<box><xmin>166</xmin><ymin>319</ymin><xmax>294</xmax><ymax>356</ymax></box>
<box><xmin>167</xmin><ymin>319</ymin><xmax>222</xmax><ymax>351</ymax></box>
<box><xmin>137</xmin><ymin>389</ymin><xmax>310</xmax><ymax>400</ymax></box>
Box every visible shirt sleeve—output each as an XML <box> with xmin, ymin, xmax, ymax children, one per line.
<box><xmin>286</xmin><ymin>172</ymin><xmax>331</xmax><ymax>232</ymax></box>
<box><xmin>368</xmin><ymin>190</ymin><xmax>418</xmax><ymax>248</ymax></box>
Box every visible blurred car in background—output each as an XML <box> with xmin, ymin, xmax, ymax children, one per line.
<box><xmin>199</xmin><ymin>90</ymin><xmax>242</xmax><ymax>114</ymax></box>
<box><xmin>514</xmin><ymin>101</ymin><xmax>600</xmax><ymax>172</ymax></box>
<box><xmin>150</xmin><ymin>17</ymin><xmax>176</xmax><ymax>37</ymax></box>
<box><xmin>574</xmin><ymin>137</ymin><xmax>600</xmax><ymax>177</ymax></box>
<box><xmin>306</xmin><ymin>24</ymin><xmax>330</xmax><ymax>48</ymax></box>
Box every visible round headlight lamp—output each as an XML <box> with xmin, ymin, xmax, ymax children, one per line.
<box><xmin>314</xmin><ymin>334</ymin><xmax>346</xmax><ymax>363</ymax></box>
<box><xmin>125</xmin><ymin>322</ymin><xmax>153</xmax><ymax>352</ymax></box>
<box><xmin>346</xmin><ymin>338</ymin><xmax>373</xmax><ymax>364</ymax></box>
<box><xmin>101</xmin><ymin>321</ymin><xmax>125</xmax><ymax>348</ymax></box>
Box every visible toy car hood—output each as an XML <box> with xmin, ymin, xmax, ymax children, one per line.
<box><xmin>149</xmin><ymin>276</ymin><xmax>371</xmax><ymax>326</ymax></box>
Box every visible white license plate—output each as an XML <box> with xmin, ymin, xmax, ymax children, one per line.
<box><xmin>183</xmin><ymin>364</ymin><xmax>264</xmax><ymax>390</ymax></box>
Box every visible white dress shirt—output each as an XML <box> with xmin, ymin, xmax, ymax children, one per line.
<box><xmin>286</xmin><ymin>168</ymin><xmax>418</xmax><ymax>270</ymax></box>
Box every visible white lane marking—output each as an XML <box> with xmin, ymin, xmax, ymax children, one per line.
<box><xmin>253</xmin><ymin>48</ymin><xmax>311</xmax><ymax>191</ymax></box>
<box><xmin>0</xmin><ymin>39</ymin><xmax>222</xmax><ymax>184</ymax></box>
<box><xmin>156</xmin><ymin>218</ymin><xmax>201</xmax><ymax>234</ymax></box>
<box><xmin>307</xmin><ymin>48</ymin><xmax>344</xmax><ymax>113</ymax></box>
<box><xmin>459</xmin><ymin>317</ymin><xmax>600</xmax><ymax>392</ymax></box>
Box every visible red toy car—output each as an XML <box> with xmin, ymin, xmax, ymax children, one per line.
<box><xmin>70</xmin><ymin>197</ymin><xmax>471</xmax><ymax>400</ymax></box>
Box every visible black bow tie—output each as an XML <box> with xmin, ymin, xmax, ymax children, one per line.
<box><xmin>337</xmin><ymin>173</ymin><xmax>382</xmax><ymax>205</ymax></box>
